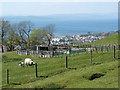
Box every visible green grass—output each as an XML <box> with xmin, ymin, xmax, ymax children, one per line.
<box><xmin>91</xmin><ymin>34</ymin><xmax>118</xmax><ymax>46</ymax></box>
<box><xmin>2</xmin><ymin>50</ymin><xmax>118</xmax><ymax>88</ymax></box>
<box><xmin>2</xmin><ymin>33</ymin><xmax>119</xmax><ymax>88</ymax></box>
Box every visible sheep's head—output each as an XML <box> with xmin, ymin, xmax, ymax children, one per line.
<box><xmin>18</xmin><ymin>62</ymin><xmax>24</xmax><ymax>67</ymax></box>
<box><xmin>32</xmin><ymin>62</ymin><xmax>36</xmax><ymax>65</ymax></box>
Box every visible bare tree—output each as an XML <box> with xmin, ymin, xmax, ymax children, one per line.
<box><xmin>0</xmin><ymin>19</ymin><xmax>10</xmax><ymax>52</ymax></box>
<box><xmin>17</xmin><ymin>21</ymin><xmax>34</xmax><ymax>49</ymax></box>
<box><xmin>43</xmin><ymin>24</ymin><xmax>55</xmax><ymax>46</ymax></box>
<box><xmin>6</xmin><ymin>24</ymin><xmax>21</xmax><ymax>51</ymax></box>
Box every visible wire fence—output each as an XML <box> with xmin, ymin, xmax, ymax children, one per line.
<box><xmin>2</xmin><ymin>44</ymin><xmax>119</xmax><ymax>86</ymax></box>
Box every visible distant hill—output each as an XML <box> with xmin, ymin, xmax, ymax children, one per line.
<box><xmin>3</xmin><ymin>13</ymin><xmax>117</xmax><ymax>21</ymax></box>
<box><xmin>2</xmin><ymin>14</ymin><xmax>117</xmax><ymax>35</ymax></box>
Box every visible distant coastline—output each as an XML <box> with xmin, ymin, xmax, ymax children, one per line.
<box><xmin>3</xmin><ymin>15</ymin><xmax>117</xmax><ymax>35</ymax></box>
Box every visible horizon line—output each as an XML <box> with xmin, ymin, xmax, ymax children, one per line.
<box><xmin>1</xmin><ymin>12</ymin><xmax>117</xmax><ymax>17</ymax></box>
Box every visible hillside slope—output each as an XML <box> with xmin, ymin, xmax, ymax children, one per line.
<box><xmin>2</xmin><ymin>34</ymin><xmax>119</xmax><ymax>88</ymax></box>
<box><xmin>91</xmin><ymin>34</ymin><xmax>118</xmax><ymax>46</ymax></box>
<box><xmin>2</xmin><ymin>50</ymin><xmax>118</xmax><ymax>88</ymax></box>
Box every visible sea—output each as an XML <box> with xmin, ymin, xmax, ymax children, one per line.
<box><xmin>3</xmin><ymin>14</ymin><xmax>118</xmax><ymax>35</ymax></box>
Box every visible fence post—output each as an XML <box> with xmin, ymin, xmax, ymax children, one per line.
<box><xmin>35</xmin><ymin>63</ymin><xmax>38</xmax><ymax>78</ymax></box>
<box><xmin>101</xmin><ymin>46</ymin><xmax>103</xmax><ymax>53</ymax></box>
<box><xmin>118</xmin><ymin>45</ymin><xmax>120</xmax><ymax>59</ymax></box>
<box><xmin>95</xmin><ymin>47</ymin><xmax>98</xmax><ymax>53</ymax></box>
<box><xmin>65</xmin><ymin>56</ymin><xmax>68</xmax><ymax>68</ymax></box>
<box><xmin>113</xmin><ymin>46</ymin><xmax>116</xmax><ymax>59</ymax></box>
<box><xmin>90</xmin><ymin>50</ymin><xmax>92</xmax><ymax>64</ymax></box>
<box><xmin>6</xmin><ymin>69</ymin><xmax>9</xmax><ymax>84</ymax></box>
<box><xmin>106</xmin><ymin>46</ymin><xmax>109</xmax><ymax>52</ymax></box>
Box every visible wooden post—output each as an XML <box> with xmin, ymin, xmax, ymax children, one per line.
<box><xmin>101</xmin><ymin>46</ymin><xmax>103</xmax><ymax>53</ymax></box>
<box><xmin>90</xmin><ymin>50</ymin><xmax>92</xmax><ymax>64</ymax></box>
<box><xmin>106</xmin><ymin>46</ymin><xmax>109</xmax><ymax>52</ymax></box>
<box><xmin>6</xmin><ymin>69</ymin><xmax>9</xmax><ymax>84</ymax></box>
<box><xmin>95</xmin><ymin>47</ymin><xmax>98</xmax><ymax>53</ymax></box>
<box><xmin>113</xmin><ymin>46</ymin><xmax>116</xmax><ymax>59</ymax></box>
<box><xmin>118</xmin><ymin>45</ymin><xmax>120</xmax><ymax>59</ymax></box>
<box><xmin>35</xmin><ymin>63</ymin><xmax>38</xmax><ymax>78</ymax></box>
<box><xmin>65</xmin><ymin>56</ymin><xmax>68</xmax><ymax>68</ymax></box>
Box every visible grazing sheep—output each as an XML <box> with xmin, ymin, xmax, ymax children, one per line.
<box><xmin>24</xmin><ymin>58</ymin><xmax>36</xmax><ymax>66</ymax></box>
<box><xmin>18</xmin><ymin>62</ymin><xmax>24</xmax><ymax>67</ymax></box>
<box><xmin>18</xmin><ymin>58</ymin><xmax>36</xmax><ymax>67</ymax></box>
<box><xmin>24</xmin><ymin>58</ymin><xmax>32</xmax><ymax>66</ymax></box>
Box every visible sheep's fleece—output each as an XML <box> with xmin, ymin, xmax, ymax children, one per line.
<box><xmin>24</xmin><ymin>58</ymin><xmax>33</xmax><ymax>65</ymax></box>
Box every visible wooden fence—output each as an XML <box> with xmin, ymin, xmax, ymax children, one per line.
<box><xmin>16</xmin><ymin>44</ymin><xmax>119</xmax><ymax>58</ymax></box>
<box><xmin>16</xmin><ymin>50</ymin><xmax>53</xmax><ymax>58</ymax></box>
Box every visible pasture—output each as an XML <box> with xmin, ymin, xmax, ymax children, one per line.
<box><xmin>2</xmin><ymin>33</ymin><xmax>119</xmax><ymax>88</ymax></box>
<box><xmin>2</xmin><ymin>49</ymin><xmax>118</xmax><ymax>88</ymax></box>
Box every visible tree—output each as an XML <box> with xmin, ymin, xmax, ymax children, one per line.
<box><xmin>43</xmin><ymin>24</ymin><xmax>55</xmax><ymax>46</ymax></box>
<box><xmin>60</xmin><ymin>39</ymin><xmax>65</xmax><ymax>42</ymax></box>
<box><xmin>17</xmin><ymin>21</ymin><xmax>34</xmax><ymax>49</ymax></box>
<box><xmin>0</xmin><ymin>19</ymin><xmax>10</xmax><ymax>52</ymax></box>
<box><xmin>30</xmin><ymin>28</ymin><xmax>47</xmax><ymax>46</ymax></box>
<box><xmin>6</xmin><ymin>24</ymin><xmax>20</xmax><ymax>51</ymax></box>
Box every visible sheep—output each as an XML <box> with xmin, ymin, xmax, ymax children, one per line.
<box><xmin>28</xmin><ymin>61</ymin><xmax>36</xmax><ymax>66</ymax></box>
<box><xmin>24</xmin><ymin>58</ymin><xmax>32</xmax><ymax>66</ymax></box>
<box><xmin>18</xmin><ymin>58</ymin><xmax>36</xmax><ymax>67</ymax></box>
<box><xmin>24</xmin><ymin>58</ymin><xmax>36</xmax><ymax>66</ymax></box>
<box><xmin>18</xmin><ymin>62</ymin><xmax>24</xmax><ymax>67</ymax></box>
<box><xmin>32</xmin><ymin>62</ymin><xmax>36</xmax><ymax>65</ymax></box>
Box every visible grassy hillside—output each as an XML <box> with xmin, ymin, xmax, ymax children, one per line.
<box><xmin>2</xmin><ymin>33</ymin><xmax>119</xmax><ymax>88</ymax></box>
<box><xmin>2</xmin><ymin>50</ymin><xmax>118</xmax><ymax>88</ymax></box>
<box><xmin>91</xmin><ymin>34</ymin><xmax>118</xmax><ymax>46</ymax></box>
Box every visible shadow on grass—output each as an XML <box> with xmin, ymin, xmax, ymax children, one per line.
<box><xmin>39</xmin><ymin>76</ymin><xmax>48</xmax><ymax>78</ymax></box>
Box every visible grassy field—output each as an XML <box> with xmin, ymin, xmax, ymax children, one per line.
<box><xmin>2</xmin><ymin>34</ymin><xmax>119</xmax><ymax>88</ymax></box>
<box><xmin>91</xmin><ymin>34</ymin><xmax>118</xmax><ymax>46</ymax></box>
<box><xmin>81</xmin><ymin>34</ymin><xmax>119</xmax><ymax>47</ymax></box>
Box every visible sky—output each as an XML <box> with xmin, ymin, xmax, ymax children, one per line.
<box><xmin>0</xmin><ymin>0</ymin><xmax>119</xmax><ymax>2</ymax></box>
<box><xmin>0</xmin><ymin>0</ymin><xmax>118</xmax><ymax>35</ymax></box>
<box><xmin>1</xmin><ymin>2</ymin><xmax>118</xmax><ymax>16</ymax></box>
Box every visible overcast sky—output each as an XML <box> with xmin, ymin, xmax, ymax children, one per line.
<box><xmin>1</xmin><ymin>2</ymin><xmax>118</xmax><ymax>16</ymax></box>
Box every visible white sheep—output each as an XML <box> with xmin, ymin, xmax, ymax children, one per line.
<box><xmin>24</xmin><ymin>58</ymin><xmax>36</xmax><ymax>66</ymax></box>
<box><xmin>24</xmin><ymin>58</ymin><xmax>32</xmax><ymax>66</ymax></box>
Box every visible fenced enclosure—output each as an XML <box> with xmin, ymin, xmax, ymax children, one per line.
<box><xmin>2</xmin><ymin>44</ymin><xmax>119</xmax><ymax>88</ymax></box>
<box><xmin>16</xmin><ymin>50</ymin><xmax>54</xmax><ymax>58</ymax></box>
<box><xmin>16</xmin><ymin>44</ymin><xmax>119</xmax><ymax>56</ymax></box>
<box><xmin>16</xmin><ymin>49</ymin><xmax>86</xmax><ymax>58</ymax></box>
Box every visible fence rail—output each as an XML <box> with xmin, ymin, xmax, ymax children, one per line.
<box><xmin>17</xmin><ymin>50</ymin><xmax>54</xmax><ymax>58</ymax></box>
<box><xmin>16</xmin><ymin>44</ymin><xmax>119</xmax><ymax>58</ymax></box>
